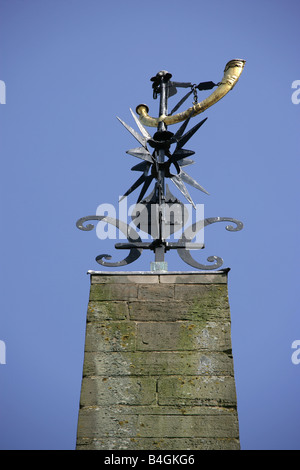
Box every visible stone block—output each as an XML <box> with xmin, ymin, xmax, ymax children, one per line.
<box><xmin>91</xmin><ymin>274</ymin><xmax>159</xmax><ymax>284</ymax></box>
<box><xmin>87</xmin><ymin>301</ymin><xmax>128</xmax><ymax>321</ymax></box>
<box><xmin>80</xmin><ymin>376</ymin><xmax>157</xmax><ymax>406</ymax></box>
<box><xmin>128</xmin><ymin>300</ymin><xmax>230</xmax><ymax>322</ymax></box>
<box><xmin>89</xmin><ymin>283</ymin><xmax>138</xmax><ymax>301</ymax></box>
<box><xmin>174</xmin><ymin>284</ymin><xmax>229</xmax><ymax>304</ymax></box>
<box><xmin>136</xmin><ymin>321</ymin><xmax>232</xmax><ymax>351</ymax></box>
<box><xmin>157</xmin><ymin>376</ymin><xmax>237</xmax><ymax>406</ymax></box>
<box><xmin>76</xmin><ymin>437</ymin><xmax>240</xmax><ymax>450</ymax></box>
<box><xmin>84</xmin><ymin>322</ymin><xmax>136</xmax><ymax>352</ymax></box>
<box><xmin>134</xmin><ymin>413</ymin><xmax>239</xmax><ymax>438</ymax></box>
<box><xmin>159</xmin><ymin>273</ymin><xmax>228</xmax><ymax>284</ymax></box>
<box><xmin>82</xmin><ymin>351</ymin><xmax>234</xmax><ymax>377</ymax></box>
<box><xmin>138</xmin><ymin>284</ymin><xmax>174</xmax><ymax>300</ymax></box>
<box><xmin>77</xmin><ymin>406</ymin><xmax>239</xmax><ymax>439</ymax></box>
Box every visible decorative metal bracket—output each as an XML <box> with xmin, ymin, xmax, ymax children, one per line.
<box><xmin>76</xmin><ymin>214</ymin><xmax>243</xmax><ymax>269</ymax></box>
<box><xmin>76</xmin><ymin>61</ymin><xmax>245</xmax><ymax>271</ymax></box>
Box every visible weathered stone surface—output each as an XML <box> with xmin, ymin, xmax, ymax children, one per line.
<box><xmin>77</xmin><ymin>406</ymin><xmax>239</xmax><ymax>438</ymax></box>
<box><xmin>76</xmin><ymin>272</ymin><xmax>239</xmax><ymax>450</ymax></box>
<box><xmin>80</xmin><ymin>376</ymin><xmax>157</xmax><ymax>406</ymax></box>
<box><xmin>159</xmin><ymin>273</ymin><xmax>228</xmax><ymax>284</ymax></box>
<box><xmin>84</xmin><ymin>322</ymin><xmax>136</xmax><ymax>352</ymax></box>
<box><xmin>134</xmin><ymin>413</ymin><xmax>239</xmax><ymax>438</ymax></box>
<box><xmin>79</xmin><ymin>404</ymin><xmax>237</xmax><ymax>416</ymax></box>
<box><xmin>83</xmin><ymin>351</ymin><xmax>234</xmax><ymax>377</ymax></box>
<box><xmin>76</xmin><ymin>437</ymin><xmax>240</xmax><ymax>450</ymax></box>
<box><xmin>136</xmin><ymin>321</ymin><xmax>232</xmax><ymax>351</ymax></box>
<box><xmin>157</xmin><ymin>376</ymin><xmax>237</xmax><ymax>406</ymax></box>
<box><xmin>91</xmin><ymin>274</ymin><xmax>159</xmax><ymax>284</ymax></box>
<box><xmin>138</xmin><ymin>284</ymin><xmax>174</xmax><ymax>300</ymax></box>
<box><xmin>174</xmin><ymin>284</ymin><xmax>229</xmax><ymax>303</ymax></box>
<box><xmin>128</xmin><ymin>300</ymin><xmax>230</xmax><ymax>321</ymax></box>
<box><xmin>89</xmin><ymin>283</ymin><xmax>138</xmax><ymax>301</ymax></box>
<box><xmin>87</xmin><ymin>301</ymin><xmax>128</xmax><ymax>321</ymax></box>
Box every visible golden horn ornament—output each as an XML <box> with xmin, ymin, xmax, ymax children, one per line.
<box><xmin>136</xmin><ymin>59</ymin><xmax>246</xmax><ymax>127</ymax></box>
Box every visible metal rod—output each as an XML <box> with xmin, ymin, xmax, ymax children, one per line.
<box><xmin>154</xmin><ymin>72</ymin><xmax>171</xmax><ymax>262</ymax></box>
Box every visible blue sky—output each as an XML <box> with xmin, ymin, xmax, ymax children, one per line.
<box><xmin>0</xmin><ymin>0</ymin><xmax>299</xmax><ymax>450</ymax></box>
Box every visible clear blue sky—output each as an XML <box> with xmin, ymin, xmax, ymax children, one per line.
<box><xmin>0</xmin><ymin>0</ymin><xmax>299</xmax><ymax>450</ymax></box>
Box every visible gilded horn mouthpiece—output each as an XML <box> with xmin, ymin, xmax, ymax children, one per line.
<box><xmin>136</xmin><ymin>59</ymin><xmax>246</xmax><ymax>127</ymax></box>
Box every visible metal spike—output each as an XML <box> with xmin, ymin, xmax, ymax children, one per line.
<box><xmin>117</xmin><ymin>116</ymin><xmax>147</xmax><ymax>148</ymax></box>
<box><xmin>180</xmin><ymin>170</ymin><xmax>209</xmax><ymax>195</ymax></box>
<box><xmin>129</xmin><ymin>108</ymin><xmax>152</xmax><ymax>140</ymax></box>
<box><xmin>172</xmin><ymin>113</ymin><xmax>194</xmax><ymax>142</ymax></box>
<box><xmin>177</xmin><ymin>158</ymin><xmax>195</xmax><ymax>167</ymax></box>
<box><xmin>137</xmin><ymin>175</ymin><xmax>154</xmax><ymax>202</ymax></box>
<box><xmin>126</xmin><ymin>147</ymin><xmax>153</xmax><ymax>163</ymax></box>
<box><xmin>169</xmin><ymin>90</ymin><xmax>193</xmax><ymax>116</ymax></box>
<box><xmin>172</xmin><ymin>149</ymin><xmax>195</xmax><ymax>161</ymax></box>
<box><xmin>119</xmin><ymin>173</ymin><xmax>148</xmax><ymax>201</ymax></box>
<box><xmin>176</xmin><ymin>117</ymin><xmax>208</xmax><ymax>149</ymax></box>
<box><xmin>170</xmin><ymin>175</ymin><xmax>196</xmax><ymax>209</ymax></box>
<box><xmin>131</xmin><ymin>161</ymin><xmax>151</xmax><ymax>172</ymax></box>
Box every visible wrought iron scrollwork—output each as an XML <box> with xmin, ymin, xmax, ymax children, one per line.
<box><xmin>177</xmin><ymin>217</ymin><xmax>243</xmax><ymax>270</ymax></box>
<box><xmin>76</xmin><ymin>216</ymin><xmax>142</xmax><ymax>267</ymax></box>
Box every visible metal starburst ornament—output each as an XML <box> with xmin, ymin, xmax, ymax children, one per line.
<box><xmin>77</xmin><ymin>60</ymin><xmax>245</xmax><ymax>271</ymax></box>
<box><xmin>117</xmin><ymin>109</ymin><xmax>209</xmax><ymax>208</ymax></box>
